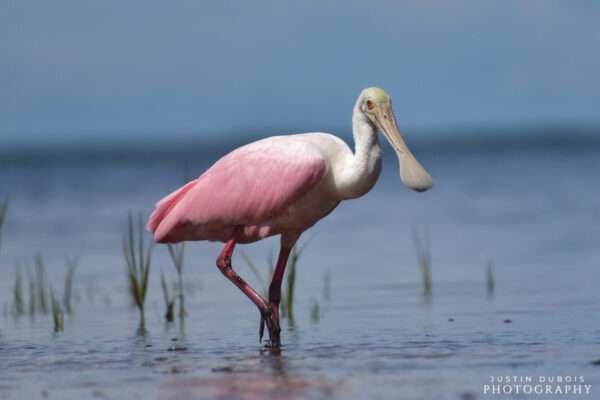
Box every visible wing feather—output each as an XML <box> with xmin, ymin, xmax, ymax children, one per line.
<box><xmin>148</xmin><ymin>136</ymin><xmax>327</xmax><ymax>243</ymax></box>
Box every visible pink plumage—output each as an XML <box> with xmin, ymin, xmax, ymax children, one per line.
<box><xmin>147</xmin><ymin>136</ymin><xmax>327</xmax><ymax>244</ymax></box>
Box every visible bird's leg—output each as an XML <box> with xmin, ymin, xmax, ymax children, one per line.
<box><xmin>215</xmin><ymin>231</ymin><xmax>278</xmax><ymax>345</ymax></box>
<box><xmin>263</xmin><ymin>244</ymin><xmax>293</xmax><ymax>348</ymax></box>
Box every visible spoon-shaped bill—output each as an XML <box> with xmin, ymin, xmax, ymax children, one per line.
<box><xmin>399</xmin><ymin>151</ymin><xmax>432</xmax><ymax>192</ymax></box>
<box><xmin>374</xmin><ymin>105</ymin><xmax>433</xmax><ymax>192</ymax></box>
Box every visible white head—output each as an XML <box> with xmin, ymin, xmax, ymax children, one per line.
<box><xmin>358</xmin><ymin>87</ymin><xmax>433</xmax><ymax>192</ymax></box>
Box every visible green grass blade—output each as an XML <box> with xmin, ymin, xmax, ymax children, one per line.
<box><xmin>63</xmin><ymin>256</ymin><xmax>78</xmax><ymax>314</ymax></box>
<box><xmin>13</xmin><ymin>266</ymin><xmax>24</xmax><ymax>317</ymax></box>
<box><xmin>310</xmin><ymin>299</ymin><xmax>320</xmax><ymax>323</ymax></box>
<box><xmin>486</xmin><ymin>261</ymin><xmax>495</xmax><ymax>296</ymax></box>
<box><xmin>35</xmin><ymin>255</ymin><xmax>48</xmax><ymax>314</ymax></box>
<box><xmin>240</xmin><ymin>251</ymin><xmax>267</xmax><ymax>289</ymax></box>
<box><xmin>138</xmin><ymin>215</ymin><xmax>145</xmax><ymax>282</ymax></box>
<box><xmin>27</xmin><ymin>265</ymin><xmax>36</xmax><ymax>316</ymax></box>
<box><xmin>142</xmin><ymin>244</ymin><xmax>152</xmax><ymax>304</ymax></box>
<box><xmin>167</xmin><ymin>243</ymin><xmax>186</xmax><ymax>318</ymax></box>
<box><xmin>412</xmin><ymin>228</ymin><xmax>432</xmax><ymax>297</ymax></box>
<box><xmin>160</xmin><ymin>271</ymin><xmax>174</xmax><ymax>322</ymax></box>
<box><xmin>50</xmin><ymin>287</ymin><xmax>64</xmax><ymax>332</ymax></box>
<box><xmin>285</xmin><ymin>246</ymin><xmax>300</xmax><ymax>319</ymax></box>
<box><xmin>160</xmin><ymin>271</ymin><xmax>170</xmax><ymax>306</ymax></box>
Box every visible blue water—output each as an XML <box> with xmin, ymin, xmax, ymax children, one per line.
<box><xmin>1</xmin><ymin>140</ymin><xmax>600</xmax><ymax>399</ymax></box>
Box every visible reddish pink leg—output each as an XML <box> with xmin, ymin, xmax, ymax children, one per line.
<box><xmin>269</xmin><ymin>248</ymin><xmax>292</xmax><ymax>322</ymax></box>
<box><xmin>216</xmin><ymin>238</ymin><xmax>269</xmax><ymax>313</ymax></box>
<box><xmin>215</xmin><ymin>231</ymin><xmax>278</xmax><ymax>344</ymax></box>
<box><xmin>260</xmin><ymin>246</ymin><xmax>292</xmax><ymax>348</ymax></box>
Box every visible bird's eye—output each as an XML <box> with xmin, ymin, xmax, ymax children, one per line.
<box><xmin>365</xmin><ymin>100</ymin><xmax>374</xmax><ymax>111</ymax></box>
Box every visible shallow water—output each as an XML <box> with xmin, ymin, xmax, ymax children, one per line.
<box><xmin>1</xmin><ymin>143</ymin><xmax>600</xmax><ymax>399</ymax></box>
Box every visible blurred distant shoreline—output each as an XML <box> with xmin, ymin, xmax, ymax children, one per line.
<box><xmin>2</xmin><ymin>122</ymin><xmax>599</xmax><ymax>165</ymax></box>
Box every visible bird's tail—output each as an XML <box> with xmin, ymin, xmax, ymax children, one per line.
<box><xmin>146</xmin><ymin>179</ymin><xmax>197</xmax><ymax>236</ymax></box>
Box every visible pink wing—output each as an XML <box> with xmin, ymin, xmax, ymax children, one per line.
<box><xmin>147</xmin><ymin>136</ymin><xmax>327</xmax><ymax>243</ymax></box>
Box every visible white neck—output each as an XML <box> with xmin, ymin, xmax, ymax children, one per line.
<box><xmin>336</xmin><ymin>103</ymin><xmax>383</xmax><ymax>200</ymax></box>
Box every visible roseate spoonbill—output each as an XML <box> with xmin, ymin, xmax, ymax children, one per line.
<box><xmin>147</xmin><ymin>87</ymin><xmax>432</xmax><ymax>347</ymax></box>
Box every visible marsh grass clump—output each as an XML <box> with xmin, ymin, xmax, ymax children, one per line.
<box><xmin>486</xmin><ymin>261</ymin><xmax>495</xmax><ymax>297</ymax></box>
<box><xmin>50</xmin><ymin>288</ymin><xmax>64</xmax><ymax>332</ymax></box>
<box><xmin>123</xmin><ymin>212</ymin><xmax>153</xmax><ymax>328</ymax></box>
<box><xmin>167</xmin><ymin>243</ymin><xmax>186</xmax><ymax>318</ymax></box>
<box><xmin>412</xmin><ymin>228</ymin><xmax>432</xmax><ymax>297</ymax></box>
<box><xmin>13</xmin><ymin>255</ymin><xmax>77</xmax><ymax>327</ymax></box>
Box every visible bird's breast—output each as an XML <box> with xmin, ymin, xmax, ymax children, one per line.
<box><xmin>270</xmin><ymin>178</ymin><xmax>340</xmax><ymax>232</ymax></box>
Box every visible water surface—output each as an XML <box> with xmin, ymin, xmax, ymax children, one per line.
<box><xmin>1</xmin><ymin>142</ymin><xmax>599</xmax><ymax>399</ymax></box>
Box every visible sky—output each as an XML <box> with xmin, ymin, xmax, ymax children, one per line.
<box><xmin>1</xmin><ymin>1</ymin><xmax>599</xmax><ymax>148</ymax></box>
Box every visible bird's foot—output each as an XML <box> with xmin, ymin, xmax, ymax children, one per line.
<box><xmin>259</xmin><ymin>304</ymin><xmax>281</xmax><ymax>348</ymax></box>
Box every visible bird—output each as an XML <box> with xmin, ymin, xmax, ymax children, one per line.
<box><xmin>147</xmin><ymin>87</ymin><xmax>432</xmax><ymax>347</ymax></box>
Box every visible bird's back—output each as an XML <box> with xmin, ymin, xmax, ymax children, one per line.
<box><xmin>147</xmin><ymin>134</ymin><xmax>333</xmax><ymax>243</ymax></box>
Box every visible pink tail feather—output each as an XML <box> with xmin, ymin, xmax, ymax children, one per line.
<box><xmin>146</xmin><ymin>179</ymin><xmax>197</xmax><ymax>234</ymax></box>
